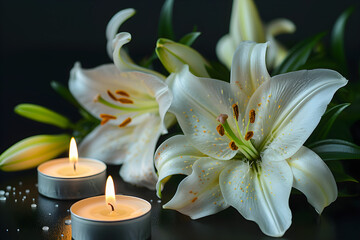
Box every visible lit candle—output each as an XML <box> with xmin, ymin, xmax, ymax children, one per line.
<box><xmin>71</xmin><ymin>176</ymin><xmax>151</xmax><ymax>240</ymax></box>
<box><xmin>37</xmin><ymin>137</ymin><xmax>106</xmax><ymax>200</ymax></box>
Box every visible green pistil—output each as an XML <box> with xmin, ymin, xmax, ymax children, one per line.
<box><xmin>98</xmin><ymin>96</ymin><xmax>158</xmax><ymax>112</ymax></box>
<box><xmin>221</xmin><ymin>120</ymin><xmax>259</xmax><ymax>161</ymax></box>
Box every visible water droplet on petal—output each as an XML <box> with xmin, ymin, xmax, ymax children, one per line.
<box><xmin>42</xmin><ymin>226</ymin><xmax>49</xmax><ymax>231</ymax></box>
<box><xmin>0</xmin><ymin>196</ymin><xmax>6</xmax><ymax>201</ymax></box>
<box><xmin>0</xmin><ymin>190</ymin><xmax>5</xmax><ymax>195</ymax></box>
<box><xmin>64</xmin><ymin>220</ymin><xmax>71</xmax><ymax>225</ymax></box>
<box><xmin>31</xmin><ymin>203</ymin><xmax>37</xmax><ymax>208</ymax></box>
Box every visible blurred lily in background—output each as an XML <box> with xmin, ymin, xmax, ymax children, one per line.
<box><xmin>216</xmin><ymin>0</ymin><xmax>295</xmax><ymax>69</ymax></box>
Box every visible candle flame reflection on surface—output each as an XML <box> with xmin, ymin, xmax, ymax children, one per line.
<box><xmin>69</xmin><ymin>137</ymin><xmax>78</xmax><ymax>171</ymax></box>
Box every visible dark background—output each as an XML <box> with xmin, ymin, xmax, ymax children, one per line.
<box><xmin>1</xmin><ymin>0</ymin><xmax>360</xmax><ymax>152</ymax></box>
<box><xmin>1</xmin><ymin>1</ymin><xmax>360</xmax><ymax>239</ymax></box>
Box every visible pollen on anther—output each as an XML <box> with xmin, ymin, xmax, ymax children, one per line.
<box><xmin>229</xmin><ymin>141</ymin><xmax>238</xmax><ymax>151</ymax></box>
<box><xmin>115</xmin><ymin>90</ymin><xmax>130</xmax><ymax>97</ymax></box>
<box><xmin>118</xmin><ymin>117</ymin><xmax>132</xmax><ymax>127</ymax></box>
<box><xmin>245</xmin><ymin>131</ymin><xmax>254</xmax><ymax>141</ymax></box>
<box><xmin>107</xmin><ymin>90</ymin><xmax>118</xmax><ymax>101</ymax></box>
<box><xmin>216</xmin><ymin>124</ymin><xmax>225</xmax><ymax>136</ymax></box>
<box><xmin>118</xmin><ymin>98</ymin><xmax>134</xmax><ymax>104</ymax></box>
<box><xmin>101</xmin><ymin>118</ymin><xmax>109</xmax><ymax>125</ymax></box>
<box><xmin>100</xmin><ymin>114</ymin><xmax>117</xmax><ymax>119</ymax></box>
<box><xmin>249</xmin><ymin>109</ymin><xmax>256</xmax><ymax>123</ymax></box>
<box><xmin>232</xmin><ymin>104</ymin><xmax>239</xmax><ymax>121</ymax></box>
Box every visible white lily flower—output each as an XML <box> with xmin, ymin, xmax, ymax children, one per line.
<box><xmin>216</xmin><ymin>0</ymin><xmax>295</xmax><ymax>69</ymax></box>
<box><xmin>69</xmin><ymin>62</ymin><xmax>172</xmax><ymax>189</ymax></box>
<box><xmin>156</xmin><ymin>42</ymin><xmax>346</xmax><ymax>236</ymax></box>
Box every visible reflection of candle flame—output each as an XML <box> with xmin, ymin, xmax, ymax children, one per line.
<box><xmin>69</xmin><ymin>137</ymin><xmax>78</xmax><ymax>172</ymax></box>
<box><xmin>106</xmin><ymin>176</ymin><xmax>116</xmax><ymax>211</ymax></box>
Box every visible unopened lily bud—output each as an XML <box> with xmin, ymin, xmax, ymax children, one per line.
<box><xmin>0</xmin><ymin>134</ymin><xmax>71</xmax><ymax>171</ymax></box>
<box><xmin>15</xmin><ymin>104</ymin><xmax>72</xmax><ymax>129</ymax></box>
<box><xmin>156</xmin><ymin>38</ymin><xmax>211</xmax><ymax>77</ymax></box>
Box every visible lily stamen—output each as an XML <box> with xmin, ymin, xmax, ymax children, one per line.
<box><xmin>245</xmin><ymin>131</ymin><xmax>254</xmax><ymax>141</ymax></box>
<box><xmin>229</xmin><ymin>141</ymin><xmax>238</xmax><ymax>150</ymax></box>
<box><xmin>115</xmin><ymin>90</ymin><xmax>130</xmax><ymax>97</ymax></box>
<box><xmin>107</xmin><ymin>90</ymin><xmax>118</xmax><ymax>101</ymax></box>
<box><xmin>232</xmin><ymin>104</ymin><xmax>239</xmax><ymax>121</ymax></box>
<box><xmin>119</xmin><ymin>117</ymin><xmax>132</xmax><ymax>127</ymax></box>
<box><xmin>101</xmin><ymin>118</ymin><xmax>110</xmax><ymax>125</ymax></box>
<box><xmin>118</xmin><ymin>98</ymin><xmax>134</xmax><ymax>104</ymax></box>
<box><xmin>100</xmin><ymin>114</ymin><xmax>117</xmax><ymax>119</ymax></box>
<box><xmin>249</xmin><ymin>109</ymin><xmax>256</xmax><ymax>123</ymax></box>
<box><xmin>216</xmin><ymin>124</ymin><xmax>225</xmax><ymax>136</ymax></box>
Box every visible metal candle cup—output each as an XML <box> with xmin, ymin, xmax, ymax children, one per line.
<box><xmin>70</xmin><ymin>176</ymin><xmax>151</xmax><ymax>240</ymax></box>
<box><xmin>37</xmin><ymin>158</ymin><xmax>106</xmax><ymax>199</ymax></box>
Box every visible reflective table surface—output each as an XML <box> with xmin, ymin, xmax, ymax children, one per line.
<box><xmin>0</xmin><ymin>165</ymin><xmax>359</xmax><ymax>240</ymax></box>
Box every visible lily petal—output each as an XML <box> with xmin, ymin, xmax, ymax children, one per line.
<box><xmin>69</xmin><ymin>63</ymin><xmax>170</xmax><ymax>127</ymax></box>
<box><xmin>230</xmin><ymin>0</ymin><xmax>265</xmax><ymax>43</ymax></box>
<box><xmin>119</xmin><ymin>115</ymin><xmax>162</xmax><ymax>190</ymax></box>
<box><xmin>266</xmin><ymin>19</ymin><xmax>296</xmax><ymax>68</ymax></box>
<box><xmin>112</xmin><ymin>32</ymin><xmax>166</xmax><ymax>79</ymax></box>
<box><xmin>106</xmin><ymin>8</ymin><xmax>136</xmax><ymax>58</ymax></box>
<box><xmin>155</xmin><ymin>135</ymin><xmax>208</xmax><ymax>197</ymax></box>
<box><xmin>247</xmin><ymin>69</ymin><xmax>347</xmax><ymax>161</ymax></box>
<box><xmin>216</xmin><ymin>34</ymin><xmax>236</xmax><ymax>69</ymax></box>
<box><xmin>220</xmin><ymin>159</ymin><xmax>292</xmax><ymax>237</ymax></box>
<box><xmin>168</xmin><ymin>66</ymin><xmax>246</xmax><ymax>160</ymax></box>
<box><xmin>78</xmin><ymin>123</ymin><xmax>135</xmax><ymax>165</ymax></box>
<box><xmin>287</xmin><ymin>146</ymin><xmax>337</xmax><ymax>214</ymax></box>
<box><xmin>231</xmin><ymin>41</ymin><xmax>270</xmax><ymax>99</ymax></box>
<box><xmin>164</xmin><ymin>158</ymin><xmax>229</xmax><ymax>219</ymax></box>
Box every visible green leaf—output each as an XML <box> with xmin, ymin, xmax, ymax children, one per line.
<box><xmin>309</xmin><ymin>139</ymin><xmax>360</xmax><ymax>161</ymax></box>
<box><xmin>308</xmin><ymin>103</ymin><xmax>350</xmax><ymax>142</ymax></box>
<box><xmin>51</xmin><ymin>81</ymin><xmax>81</xmax><ymax>108</ymax></box>
<box><xmin>205</xmin><ymin>61</ymin><xmax>230</xmax><ymax>82</ymax></box>
<box><xmin>331</xmin><ymin>7</ymin><xmax>354</xmax><ymax>76</ymax></box>
<box><xmin>14</xmin><ymin>104</ymin><xmax>74</xmax><ymax>129</ymax></box>
<box><xmin>338</xmin><ymin>190</ymin><xmax>359</xmax><ymax>197</ymax></box>
<box><xmin>272</xmin><ymin>32</ymin><xmax>326</xmax><ymax>75</ymax></box>
<box><xmin>326</xmin><ymin>161</ymin><xmax>358</xmax><ymax>183</ymax></box>
<box><xmin>51</xmin><ymin>81</ymin><xmax>98</xmax><ymax>122</ymax></box>
<box><xmin>179</xmin><ymin>32</ymin><xmax>201</xmax><ymax>46</ymax></box>
<box><xmin>158</xmin><ymin>0</ymin><xmax>175</xmax><ymax>40</ymax></box>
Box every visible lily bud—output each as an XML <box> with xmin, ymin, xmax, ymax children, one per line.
<box><xmin>0</xmin><ymin>134</ymin><xmax>71</xmax><ymax>171</ymax></box>
<box><xmin>15</xmin><ymin>104</ymin><xmax>73</xmax><ymax>129</ymax></box>
<box><xmin>156</xmin><ymin>38</ymin><xmax>211</xmax><ymax>77</ymax></box>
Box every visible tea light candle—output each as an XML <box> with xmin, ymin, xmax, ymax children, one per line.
<box><xmin>37</xmin><ymin>137</ymin><xmax>106</xmax><ymax>200</ymax></box>
<box><xmin>71</xmin><ymin>176</ymin><xmax>151</xmax><ymax>240</ymax></box>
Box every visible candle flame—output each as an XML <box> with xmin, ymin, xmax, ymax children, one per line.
<box><xmin>69</xmin><ymin>137</ymin><xmax>78</xmax><ymax>171</ymax></box>
<box><xmin>106</xmin><ymin>175</ymin><xmax>116</xmax><ymax>211</ymax></box>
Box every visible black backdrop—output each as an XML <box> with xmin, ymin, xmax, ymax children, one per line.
<box><xmin>1</xmin><ymin>0</ymin><xmax>360</xmax><ymax>152</ymax></box>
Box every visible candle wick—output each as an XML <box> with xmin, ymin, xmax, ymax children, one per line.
<box><xmin>108</xmin><ymin>203</ymin><xmax>114</xmax><ymax>212</ymax></box>
<box><xmin>73</xmin><ymin>163</ymin><xmax>76</xmax><ymax>172</ymax></box>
